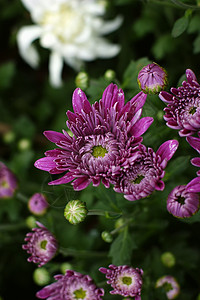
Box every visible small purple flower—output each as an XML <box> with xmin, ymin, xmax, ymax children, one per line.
<box><xmin>156</xmin><ymin>275</ymin><xmax>180</xmax><ymax>299</ymax></box>
<box><xmin>0</xmin><ymin>162</ymin><xmax>17</xmax><ymax>199</ymax></box>
<box><xmin>159</xmin><ymin>69</ymin><xmax>200</xmax><ymax>137</ymax></box>
<box><xmin>28</xmin><ymin>193</ymin><xmax>49</xmax><ymax>216</ymax></box>
<box><xmin>22</xmin><ymin>222</ymin><xmax>58</xmax><ymax>267</ymax></box>
<box><xmin>167</xmin><ymin>185</ymin><xmax>199</xmax><ymax>218</ymax></box>
<box><xmin>137</xmin><ymin>63</ymin><xmax>168</xmax><ymax>94</ymax></box>
<box><xmin>36</xmin><ymin>269</ymin><xmax>104</xmax><ymax>299</ymax></box>
<box><xmin>35</xmin><ymin>84</ymin><xmax>153</xmax><ymax>191</ymax></box>
<box><xmin>186</xmin><ymin>134</ymin><xmax>200</xmax><ymax>193</ymax></box>
<box><xmin>112</xmin><ymin>140</ymin><xmax>178</xmax><ymax>201</ymax></box>
<box><xmin>99</xmin><ymin>264</ymin><xmax>143</xmax><ymax>299</ymax></box>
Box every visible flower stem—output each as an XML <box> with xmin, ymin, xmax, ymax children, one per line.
<box><xmin>88</xmin><ymin>209</ymin><xmax>122</xmax><ymax>218</ymax></box>
<box><xmin>16</xmin><ymin>192</ymin><xmax>29</xmax><ymax>203</ymax></box>
<box><xmin>59</xmin><ymin>247</ymin><xmax>107</xmax><ymax>258</ymax></box>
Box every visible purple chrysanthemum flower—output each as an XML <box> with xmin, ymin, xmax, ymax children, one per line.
<box><xmin>112</xmin><ymin>140</ymin><xmax>178</xmax><ymax>201</ymax></box>
<box><xmin>167</xmin><ymin>185</ymin><xmax>199</xmax><ymax>218</ymax></box>
<box><xmin>159</xmin><ymin>69</ymin><xmax>200</xmax><ymax>137</ymax></box>
<box><xmin>186</xmin><ymin>134</ymin><xmax>200</xmax><ymax>193</ymax></box>
<box><xmin>28</xmin><ymin>193</ymin><xmax>49</xmax><ymax>216</ymax></box>
<box><xmin>36</xmin><ymin>269</ymin><xmax>104</xmax><ymax>299</ymax></box>
<box><xmin>22</xmin><ymin>222</ymin><xmax>58</xmax><ymax>267</ymax></box>
<box><xmin>35</xmin><ymin>84</ymin><xmax>153</xmax><ymax>191</ymax></box>
<box><xmin>137</xmin><ymin>62</ymin><xmax>168</xmax><ymax>94</ymax></box>
<box><xmin>0</xmin><ymin>162</ymin><xmax>18</xmax><ymax>199</ymax></box>
<box><xmin>156</xmin><ymin>275</ymin><xmax>180</xmax><ymax>299</ymax></box>
<box><xmin>99</xmin><ymin>264</ymin><xmax>143</xmax><ymax>299</ymax></box>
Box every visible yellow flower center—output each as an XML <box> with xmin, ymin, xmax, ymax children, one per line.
<box><xmin>73</xmin><ymin>288</ymin><xmax>86</xmax><ymax>299</ymax></box>
<box><xmin>40</xmin><ymin>4</ymin><xmax>84</xmax><ymax>43</ymax></box>
<box><xmin>122</xmin><ymin>276</ymin><xmax>132</xmax><ymax>286</ymax></box>
<box><xmin>92</xmin><ymin>146</ymin><xmax>108</xmax><ymax>158</ymax></box>
<box><xmin>0</xmin><ymin>180</ymin><xmax>9</xmax><ymax>188</ymax></box>
<box><xmin>40</xmin><ymin>240</ymin><xmax>47</xmax><ymax>250</ymax></box>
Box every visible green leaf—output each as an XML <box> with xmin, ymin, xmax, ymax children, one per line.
<box><xmin>152</xmin><ymin>34</ymin><xmax>176</xmax><ymax>60</ymax></box>
<box><xmin>109</xmin><ymin>227</ymin><xmax>137</xmax><ymax>265</ymax></box>
<box><xmin>172</xmin><ymin>16</ymin><xmax>189</xmax><ymax>38</ymax></box>
<box><xmin>187</xmin><ymin>15</ymin><xmax>200</xmax><ymax>33</ymax></box>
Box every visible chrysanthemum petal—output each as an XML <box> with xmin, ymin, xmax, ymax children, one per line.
<box><xmin>130</xmin><ymin>117</ymin><xmax>153</xmax><ymax>137</ymax></box>
<box><xmin>17</xmin><ymin>25</ymin><xmax>41</xmax><ymax>68</ymax></box>
<box><xmin>72</xmin><ymin>176</ymin><xmax>92</xmax><ymax>191</ymax></box>
<box><xmin>156</xmin><ymin>140</ymin><xmax>179</xmax><ymax>163</ymax></box>
<box><xmin>49</xmin><ymin>51</ymin><xmax>64</xmax><ymax>88</ymax></box>
<box><xmin>186</xmin><ymin>177</ymin><xmax>200</xmax><ymax>192</ymax></box>
<box><xmin>72</xmin><ymin>88</ymin><xmax>91</xmax><ymax>114</ymax></box>
<box><xmin>191</xmin><ymin>157</ymin><xmax>200</xmax><ymax>167</ymax></box>
<box><xmin>44</xmin><ymin>131</ymin><xmax>66</xmax><ymax>144</ymax></box>
<box><xmin>34</xmin><ymin>157</ymin><xmax>57</xmax><ymax>171</ymax></box>
<box><xmin>186</xmin><ymin>69</ymin><xmax>198</xmax><ymax>84</ymax></box>
<box><xmin>187</xmin><ymin>136</ymin><xmax>200</xmax><ymax>153</ymax></box>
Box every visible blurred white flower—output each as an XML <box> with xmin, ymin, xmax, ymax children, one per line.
<box><xmin>17</xmin><ymin>0</ymin><xmax>122</xmax><ymax>87</ymax></box>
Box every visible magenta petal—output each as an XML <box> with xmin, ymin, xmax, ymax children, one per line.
<box><xmin>130</xmin><ymin>91</ymin><xmax>147</xmax><ymax>112</ymax></box>
<box><xmin>155</xmin><ymin>180</ymin><xmax>165</xmax><ymax>191</ymax></box>
<box><xmin>130</xmin><ymin>117</ymin><xmax>153</xmax><ymax>137</ymax></box>
<box><xmin>72</xmin><ymin>88</ymin><xmax>91</xmax><ymax>114</ymax></box>
<box><xmin>66</xmin><ymin>110</ymin><xmax>77</xmax><ymax>122</ymax></box>
<box><xmin>159</xmin><ymin>91</ymin><xmax>173</xmax><ymax>103</ymax></box>
<box><xmin>36</xmin><ymin>287</ymin><xmax>51</xmax><ymax>299</ymax></box>
<box><xmin>186</xmin><ymin>136</ymin><xmax>200</xmax><ymax>153</ymax></box>
<box><xmin>44</xmin><ymin>131</ymin><xmax>66</xmax><ymax>143</ymax></box>
<box><xmin>191</xmin><ymin>157</ymin><xmax>200</xmax><ymax>167</ymax></box>
<box><xmin>186</xmin><ymin>177</ymin><xmax>200</xmax><ymax>192</ymax></box>
<box><xmin>156</xmin><ymin>140</ymin><xmax>179</xmax><ymax>163</ymax></box>
<box><xmin>116</xmin><ymin>88</ymin><xmax>125</xmax><ymax>111</ymax></box>
<box><xmin>72</xmin><ymin>177</ymin><xmax>92</xmax><ymax>191</ymax></box>
<box><xmin>34</xmin><ymin>157</ymin><xmax>57</xmax><ymax>171</ymax></box>
<box><xmin>101</xmin><ymin>83</ymin><xmax>118</xmax><ymax>110</ymax></box>
<box><xmin>48</xmin><ymin>173</ymin><xmax>74</xmax><ymax>185</ymax></box>
<box><xmin>186</xmin><ymin>69</ymin><xmax>198</xmax><ymax>84</ymax></box>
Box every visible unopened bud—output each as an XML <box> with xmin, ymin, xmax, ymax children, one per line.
<box><xmin>64</xmin><ymin>200</ymin><xmax>88</xmax><ymax>225</ymax></box>
<box><xmin>0</xmin><ymin>162</ymin><xmax>18</xmax><ymax>199</ymax></box>
<box><xmin>75</xmin><ymin>72</ymin><xmax>89</xmax><ymax>90</ymax></box>
<box><xmin>104</xmin><ymin>69</ymin><xmax>116</xmax><ymax>81</ymax></box>
<box><xmin>137</xmin><ymin>62</ymin><xmax>168</xmax><ymax>94</ymax></box>
<box><xmin>60</xmin><ymin>262</ymin><xmax>73</xmax><ymax>274</ymax></box>
<box><xmin>33</xmin><ymin>267</ymin><xmax>50</xmax><ymax>286</ymax></box>
<box><xmin>18</xmin><ymin>138</ymin><xmax>31</xmax><ymax>151</ymax></box>
<box><xmin>28</xmin><ymin>193</ymin><xmax>49</xmax><ymax>216</ymax></box>
<box><xmin>161</xmin><ymin>252</ymin><xmax>176</xmax><ymax>268</ymax></box>
<box><xmin>26</xmin><ymin>215</ymin><xmax>37</xmax><ymax>229</ymax></box>
<box><xmin>101</xmin><ymin>231</ymin><xmax>113</xmax><ymax>243</ymax></box>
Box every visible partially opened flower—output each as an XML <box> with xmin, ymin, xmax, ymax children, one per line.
<box><xmin>35</xmin><ymin>84</ymin><xmax>152</xmax><ymax>191</ymax></box>
<box><xmin>156</xmin><ymin>275</ymin><xmax>180</xmax><ymax>299</ymax></box>
<box><xmin>17</xmin><ymin>0</ymin><xmax>122</xmax><ymax>87</ymax></box>
<box><xmin>22</xmin><ymin>222</ymin><xmax>58</xmax><ymax>267</ymax></box>
<box><xmin>99</xmin><ymin>264</ymin><xmax>143</xmax><ymax>299</ymax></box>
<box><xmin>0</xmin><ymin>162</ymin><xmax>18</xmax><ymax>199</ymax></box>
<box><xmin>28</xmin><ymin>193</ymin><xmax>49</xmax><ymax>216</ymax></box>
<box><xmin>36</xmin><ymin>269</ymin><xmax>104</xmax><ymax>299</ymax></box>
<box><xmin>167</xmin><ymin>185</ymin><xmax>199</xmax><ymax>218</ymax></box>
<box><xmin>137</xmin><ymin>63</ymin><xmax>168</xmax><ymax>94</ymax></box>
<box><xmin>159</xmin><ymin>69</ymin><xmax>200</xmax><ymax>137</ymax></box>
<box><xmin>112</xmin><ymin>140</ymin><xmax>178</xmax><ymax>201</ymax></box>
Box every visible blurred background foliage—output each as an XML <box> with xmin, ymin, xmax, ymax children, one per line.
<box><xmin>1</xmin><ymin>0</ymin><xmax>200</xmax><ymax>299</ymax></box>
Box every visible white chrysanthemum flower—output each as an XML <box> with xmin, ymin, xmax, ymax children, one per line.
<box><xmin>17</xmin><ymin>0</ymin><xmax>122</xmax><ymax>87</ymax></box>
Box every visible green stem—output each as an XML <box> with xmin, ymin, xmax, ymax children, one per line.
<box><xmin>0</xmin><ymin>222</ymin><xmax>26</xmax><ymax>231</ymax></box>
<box><xmin>59</xmin><ymin>247</ymin><xmax>107</xmax><ymax>258</ymax></box>
<box><xmin>16</xmin><ymin>192</ymin><xmax>29</xmax><ymax>203</ymax></box>
<box><xmin>88</xmin><ymin>209</ymin><xmax>122</xmax><ymax>218</ymax></box>
<box><xmin>170</xmin><ymin>0</ymin><xmax>200</xmax><ymax>9</ymax></box>
<box><xmin>110</xmin><ymin>218</ymin><xmax>132</xmax><ymax>235</ymax></box>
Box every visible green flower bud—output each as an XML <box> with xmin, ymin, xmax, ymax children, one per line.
<box><xmin>18</xmin><ymin>138</ymin><xmax>31</xmax><ymax>151</ymax></box>
<box><xmin>101</xmin><ymin>231</ymin><xmax>113</xmax><ymax>243</ymax></box>
<box><xmin>64</xmin><ymin>200</ymin><xmax>88</xmax><ymax>225</ymax></box>
<box><xmin>161</xmin><ymin>252</ymin><xmax>176</xmax><ymax>268</ymax></box>
<box><xmin>75</xmin><ymin>72</ymin><xmax>89</xmax><ymax>90</ymax></box>
<box><xmin>26</xmin><ymin>215</ymin><xmax>37</xmax><ymax>229</ymax></box>
<box><xmin>33</xmin><ymin>267</ymin><xmax>50</xmax><ymax>286</ymax></box>
<box><xmin>3</xmin><ymin>131</ymin><xmax>15</xmax><ymax>144</ymax></box>
<box><xmin>60</xmin><ymin>262</ymin><xmax>73</xmax><ymax>274</ymax></box>
<box><xmin>114</xmin><ymin>217</ymin><xmax>125</xmax><ymax>230</ymax></box>
<box><xmin>104</xmin><ymin>69</ymin><xmax>116</xmax><ymax>81</ymax></box>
